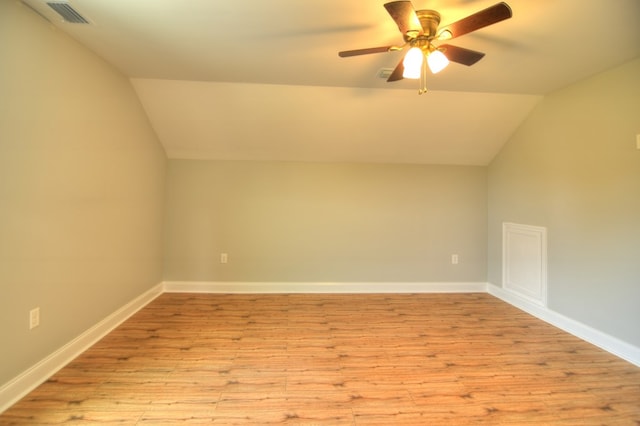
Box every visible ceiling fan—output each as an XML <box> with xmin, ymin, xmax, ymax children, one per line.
<box><xmin>338</xmin><ymin>1</ymin><xmax>512</xmax><ymax>93</ymax></box>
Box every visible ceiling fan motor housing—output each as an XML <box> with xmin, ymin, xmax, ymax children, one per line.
<box><xmin>417</xmin><ymin>10</ymin><xmax>441</xmax><ymax>39</ymax></box>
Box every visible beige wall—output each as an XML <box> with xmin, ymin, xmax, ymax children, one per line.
<box><xmin>488</xmin><ymin>58</ymin><xmax>640</xmax><ymax>346</ymax></box>
<box><xmin>164</xmin><ymin>160</ymin><xmax>487</xmax><ymax>283</ymax></box>
<box><xmin>0</xmin><ymin>2</ymin><xmax>166</xmax><ymax>385</ymax></box>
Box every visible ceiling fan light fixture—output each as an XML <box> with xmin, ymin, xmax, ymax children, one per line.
<box><xmin>427</xmin><ymin>49</ymin><xmax>449</xmax><ymax>74</ymax></box>
<box><xmin>402</xmin><ymin>47</ymin><xmax>423</xmax><ymax>79</ymax></box>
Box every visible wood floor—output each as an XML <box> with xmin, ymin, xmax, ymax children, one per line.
<box><xmin>2</xmin><ymin>293</ymin><xmax>639</xmax><ymax>425</ymax></box>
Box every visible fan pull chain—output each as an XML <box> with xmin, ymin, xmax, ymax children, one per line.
<box><xmin>418</xmin><ymin>54</ymin><xmax>428</xmax><ymax>94</ymax></box>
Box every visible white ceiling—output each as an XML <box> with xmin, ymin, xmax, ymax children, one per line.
<box><xmin>21</xmin><ymin>0</ymin><xmax>640</xmax><ymax>165</ymax></box>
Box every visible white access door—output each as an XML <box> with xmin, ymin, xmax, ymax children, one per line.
<box><xmin>502</xmin><ymin>222</ymin><xmax>547</xmax><ymax>307</ymax></box>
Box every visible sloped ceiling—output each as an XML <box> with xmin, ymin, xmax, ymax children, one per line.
<box><xmin>21</xmin><ymin>0</ymin><xmax>640</xmax><ymax>165</ymax></box>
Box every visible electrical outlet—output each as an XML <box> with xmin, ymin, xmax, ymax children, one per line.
<box><xmin>451</xmin><ymin>254</ymin><xmax>459</xmax><ymax>265</ymax></box>
<box><xmin>220</xmin><ymin>253</ymin><xmax>228</xmax><ymax>264</ymax></box>
<box><xmin>29</xmin><ymin>307</ymin><xmax>40</xmax><ymax>330</ymax></box>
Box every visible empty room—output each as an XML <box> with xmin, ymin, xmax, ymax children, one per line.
<box><xmin>1</xmin><ymin>0</ymin><xmax>639</xmax><ymax>424</ymax></box>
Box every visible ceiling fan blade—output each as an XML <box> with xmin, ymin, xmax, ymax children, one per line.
<box><xmin>387</xmin><ymin>58</ymin><xmax>405</xmax><ymax>82</ymax></box>
<box><xmin>438</xmin><ymin>2</ymin><xmax>512</xmax><ymax>40</ymax></box>
<box><xmin>439</xmin><ymin>44</ymin><xmax>485</xmax><ymax>66</ymax></box>
<box><xmin>384</xmin><ymin>1</ymin><xmax>422</xmax><ymax>39</ymax></box>
<box><xmin>338</xmin><ymin>46</ymin><xmax>393</xmax><ymax>57</ymax></box>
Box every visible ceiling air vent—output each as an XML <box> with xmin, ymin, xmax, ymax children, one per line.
<box><xmin>46</xmin><ymin>2</ymin><xmax>89</xmax><ymax>24</ymax></box>
<box><xmin>377</xmin><ymin>69</ymin><xmax>394</xmax><ymax>79</ymax></box>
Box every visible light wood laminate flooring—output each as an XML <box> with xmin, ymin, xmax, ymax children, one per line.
<box><xmin>2</xmin><ymin>293</ymin><xmax>639</xmax><ymax>424</ymax></box>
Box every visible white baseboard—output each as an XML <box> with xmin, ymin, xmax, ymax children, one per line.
<box><xmin>487</xmin><ymin>283</ymin><xmax>640</xmax><ymax>368</ymax></box>
<box><xmin>162</xmin><ymin>281</ymin><xmax>488</xmax><ymax>294</ymax></box>
<box><xmin>0</xmin><ymin>283</ymin><xmax>163</xmax><ymax>414</ymax></box>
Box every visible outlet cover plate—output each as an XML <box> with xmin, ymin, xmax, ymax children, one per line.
<box><xmin>29</xmin><ymin>307</ymin><xmax>40</xmax><ymax>329</ymax></box>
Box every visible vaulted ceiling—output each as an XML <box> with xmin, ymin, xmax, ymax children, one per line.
<box><xmin>21</xmin><ymin>0</ymin><xmax>640</xmax><ymax>165</ymax></box>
